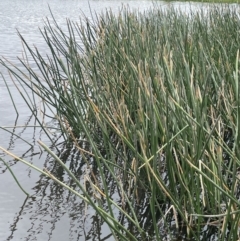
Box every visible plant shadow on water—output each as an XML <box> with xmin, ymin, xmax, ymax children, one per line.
<box><xmin>1</xmin><ymin>4</ymin><xmax>240</xmax><ymax>241</ymax></box>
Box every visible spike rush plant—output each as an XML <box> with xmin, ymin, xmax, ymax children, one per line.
<box><xmin>1</xmin><ymin>5</ymin><xmax>240</xmax><ymax>241</ymax></box>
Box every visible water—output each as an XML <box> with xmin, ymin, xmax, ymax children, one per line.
<box><xmin>0</xmin><ymin>0</ymin><xmax>225</xmax><ymax>240</ymax></box>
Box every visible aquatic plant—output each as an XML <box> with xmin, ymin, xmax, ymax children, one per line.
<box><xmin>1</xmin><ymin>5</ymin><xmax>240</xmax><ymax>240</ymax></box>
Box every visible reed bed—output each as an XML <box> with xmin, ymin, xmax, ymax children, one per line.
<box><xmin>1</xmin><ymin>6</ymin><xmax>240</xmax><ymax>240</ymax></box>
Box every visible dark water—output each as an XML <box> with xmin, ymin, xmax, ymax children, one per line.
<box><xmin>0</xmin><ymin>1</ymin><xmax>221</xmax><ymax>240</ymax></box>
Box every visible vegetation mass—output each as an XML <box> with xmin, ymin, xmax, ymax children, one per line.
<box><xmin>1</xmin><ymin>5</ymin><xmax>240</xmax><ymax>241</ymax></box>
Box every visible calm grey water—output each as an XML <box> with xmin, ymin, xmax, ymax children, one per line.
<box><xmin>0</xmin><ymin>1</ymin><xmax>222</xmax><ymax>240</ymax></box>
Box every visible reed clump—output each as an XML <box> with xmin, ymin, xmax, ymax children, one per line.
<box><xmin>1</xmin><ymin>6</ymin><xmax>240</xmax><ymax>241</ymax></box>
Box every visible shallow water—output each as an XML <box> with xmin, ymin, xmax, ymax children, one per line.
<box><xmin>0</xmin><ymin>0</ymin><xmax>230</xmax><ymax>240</ymax></box>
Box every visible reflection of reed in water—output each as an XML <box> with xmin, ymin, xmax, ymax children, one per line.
<box><xmin>0</xmin><ymin>114</ymin><xmax>42</xmax><ymax>173</ymax></box>
<box><xmin>2</xmin><ymin>138</ymin><xmax>156</xmax><ymax>241</ymax></box>
<box><xmin>3</xmin><ymin>142</ymin><xmax>112</xmax><ymax>241</ymax></box>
